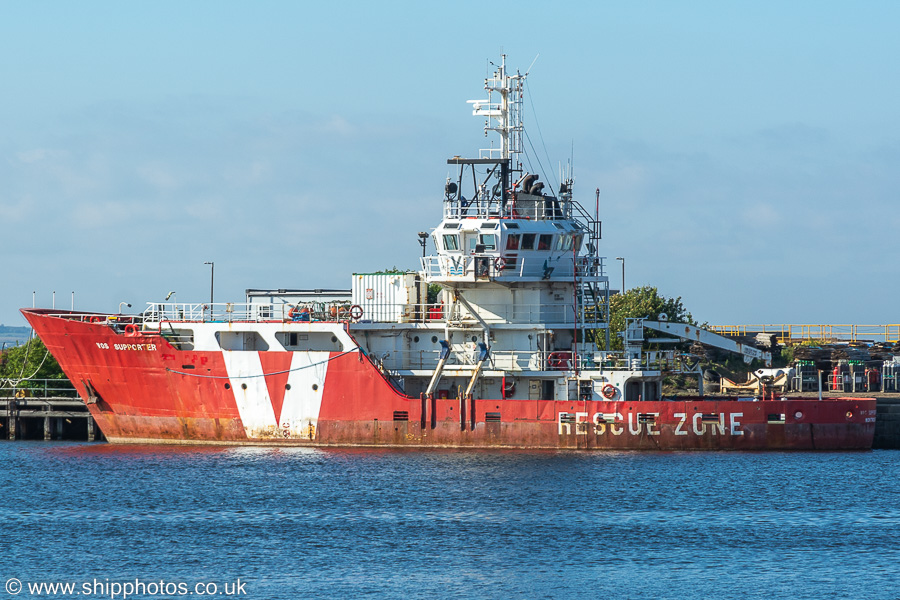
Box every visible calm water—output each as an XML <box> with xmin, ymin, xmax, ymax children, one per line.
<box><xmin>1</xmin><ymin>443</ymin><xmax>898</xmax><ymax>600</ymax></box>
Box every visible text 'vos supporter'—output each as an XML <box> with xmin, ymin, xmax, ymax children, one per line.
<box><xmin>96</xmin><ymin>342</ymin><xmax>158</xmax><ymax>351</ymax></box>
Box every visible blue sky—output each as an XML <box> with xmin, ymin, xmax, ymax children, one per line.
<box><xmin>2</xmin><ymin>1</ymin><xmax>898</xmax><ymax>327</ymax></box>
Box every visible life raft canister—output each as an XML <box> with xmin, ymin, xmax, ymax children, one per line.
<box><xmin>289</xmin><ymin>306</ymin><xmax>310</xmax><ymax>322</ymax></box>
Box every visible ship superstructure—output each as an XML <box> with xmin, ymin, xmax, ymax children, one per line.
<box><xmin>355</xmin><ymin>55</ymin><xmax>630</xmax><ymax>405</ymax></box>
<box><xmin>20</xmin><ymin>57</ymin><xmax>875</xmax><ymax>449</ymax></box>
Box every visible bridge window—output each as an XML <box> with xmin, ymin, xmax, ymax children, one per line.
<box><xmin>521</xmin><ymin>233</ymin><xmax>536</xmax><ymax>250</ymax></box>
<box><xmin>538</xmin><ymin>234</ymin><xmax>553</xmax><ymax>251</ymax></box>
<box><xmin>556</xmin><ymin>235</ymin><xmax>573</xmax><ymax>251</ymax></box>
<box><xmin>479</xmin><ymin>234</ymin><xmax>497</xmax><ymax>251</ymax></box>
<box><xmin>506</xmin><ymin>234</ymin><xmax>520</xmax><ymax>250</ymax></box>
<box><xmin>573</xmin><ymin>234</ymin><xmax>583</xmax><ymax>251</ymax></box>
<box><xmin>442</xmin><ymin>234</ymin><xmax>460</xmax><ymax>251</ymax></box>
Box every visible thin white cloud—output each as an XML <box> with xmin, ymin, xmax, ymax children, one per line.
<box><xmin>316</xmin><ymin>115</ymin><xmax>356</xmax><ymax>136</ymax></box>
<box><xmin>740</xmin><ymin>202</ymin><xmax>780</xmax><ymax>228</ymax></box>
<box><xmin>184</xmin><ymin>199</ymin><xmax>224</xmax><ymax>220</ymax></box>
<box><xmin>16</xmin><ymin>148</ymin><xmax>68</xmax><ymax>163</ymax></box>
<box><xmin>69</xmin><ymin>201</ymin><xmax>134</xmax><ymax>228</ymax></box>
<box><xmin>0</xmin><ymin>195</ymin><xmax>35</xmax><ymax>223</ymax></box>
<box><xmin>223</xmin><ymin>160</ymin><xmax>272</xmax><ymax>185</ymax></box>
<box><xmin>136</xmin><ymin>162</ymin><xmax>180</xmax><ymax>192</ymax></box>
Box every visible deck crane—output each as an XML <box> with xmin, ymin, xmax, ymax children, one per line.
<box><xmin>622</xmin><ymin>317</ymin><xmax>772</xmax><ymax>396</ymax></box>
<box><xmin>638</xmin><ymin>319</ymin><xmax>771</xmax><ymax>366</ymax></box>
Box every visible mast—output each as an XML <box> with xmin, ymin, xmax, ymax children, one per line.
<box><xmin>468</xmin><ymin>54</ymin><xmax>524</xmax><ymax>192</ymax></box>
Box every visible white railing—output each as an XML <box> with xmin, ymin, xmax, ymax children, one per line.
<box><xmin>376</xmin><ymin>348</ymin><xmax>535</xmax><ymax>372</ymax></box>
<box><xmin>39</xmin><ymin>312</ymin><xmax>141</xmax><ymax>325</ymax></box>
<box><xmin>422</xmin><ymin>254</ymin><xmax>607</xmax><ymax>281</ymax></box>
<box><xmin>421</xmin><ymin>256</ymin><xmax>442</xmax><ymax>278</ymax></box>
<box><xmin>142</xmin><ymin>302</ymin><xmax>356</xmax><ymax>323</ymax></box>
<box><xmin>351</xmin><ymin>301</ymin><xmax>577</xmax><ymax>325</ymax></box>
<box><xmin>372</xmin><ymin>346</ymin><xmax>680</xmax><ymax>374</ymax></box>
<box><xmin>46</xmin><ymin>301</ymin><xmax>599</xmax><ymax>329</ymax></box>
<box><xmin>442</xmin><ymin>196</ymin><xmax>574</xmax><ymax>221</ymax></box>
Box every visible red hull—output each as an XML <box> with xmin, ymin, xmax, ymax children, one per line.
<box><xmin>23</xmin><ymin>309</ymin><xmax>876</xmax><ymax>450</ymax></box>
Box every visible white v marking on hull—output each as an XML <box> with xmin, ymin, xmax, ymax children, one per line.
<box><xmin>279</xmin><ymin>352</ymin><xmax>329</xmax><ymax>438</ymax></box>
<box><xmin>221</xmin><ymin>351</ymin><xmax>278</xmax><ymax>437</ymax></box>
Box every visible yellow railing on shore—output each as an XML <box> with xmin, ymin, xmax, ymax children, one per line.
<box><xmin>709</xmin><ymin>324</ymin><xmax>900</xmax><ymax>344</ymax></box>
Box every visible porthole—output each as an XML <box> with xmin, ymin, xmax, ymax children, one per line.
<box><xmin>285</xmin><ymin>384</ymin><xmax>292</xmax><ymax>391</ymax></box>
<box><xmin>224</xmin><ymin>383</ymin><xmax>231</xmax><ymax>390</ymax></box>
<box><xmin>241</xmin><ymin>383</ymin><xmax>248</xmax><ymax>390</ymax></box>
<box><xmin>331</xmin><ymin>336</ymin><xmax>338</xmax><ymax>343</ymax></box>
<box><xmin>431</xmin><ymin>336</ymin><xmax>438</xmax><ymax>343</ymax></box>
<box><xmin>471</xmin><ymin>336</ymin><xmax>477</xmax><ymax>342</ymax></box>
<box><xmin>414</xmin><ymin>336</ymin><xmax>420</xmax><ymax>343</ymax></box>
<box><xmin>312</xmin><ymin>383</ymin><xmax>319</xmax><ymax>391</ymax></box>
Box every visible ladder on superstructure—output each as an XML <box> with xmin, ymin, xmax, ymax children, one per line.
<box><xmin>573</xmin><ymin>189</ymin><xmax>610</xmax><ymax>358</ymax></box>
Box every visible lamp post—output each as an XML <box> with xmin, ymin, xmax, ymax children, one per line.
<box><xmin>204</xmin><ymin>262</ymin><xmax>215</xmax><ymax>304</ymax></box>
<box><xmin>417</xmin><ymin>232</ymin><xmax>428</xmax><ymax>258</ymax></box>
<box><xmin>118</xmin><ymin>302</ymin><xmax>132</xmax><ymax>314</ymax></box>
<box><xmin>615</xmin><ymin>257</ymin><xmax>625</xmax><ymax>294</ymax></box>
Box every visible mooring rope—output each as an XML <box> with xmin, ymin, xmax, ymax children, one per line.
<box><xmin>164</xmin><ymin>348</ymin><xmax>362</xmax><ymax>379</ymax></box>
<box><xmin>1</xmin><ymin>334</ymin><xmax>52</xmax><ymax>389</ymax></box>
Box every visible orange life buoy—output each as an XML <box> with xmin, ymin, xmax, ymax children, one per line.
<box><xmin>547</xmin><ymin>352</ymin><xmax>569</xmax><ymax>370</ymax></box>
<box><xmin>124</xmin><ymin>324</ymin><xmax>139</xmax><ymax>336</ymax></box>
<box><xmin>90</xmin><ymin>316</ymin><xmax>102</xmax><ymax>323</ymax></box>
<box><xmin>602</xmin><ymin>384</ymin><xmax>617</xmax><ymax>399</ymax></box>
<box><xmin>494</xmin><ymin>256</ymin><xmax>506</xmax><ymax>271</ymax></box>
<box><xmin>349</xmin><ymin>304</ymin><xmax>364</xmax><ymax>320</ymax></box>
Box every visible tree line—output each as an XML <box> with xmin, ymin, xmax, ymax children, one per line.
<box><xmin>0</xmin><ymin>338</ymin><xmax>65</xmax><ymax>387</ymax></box>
